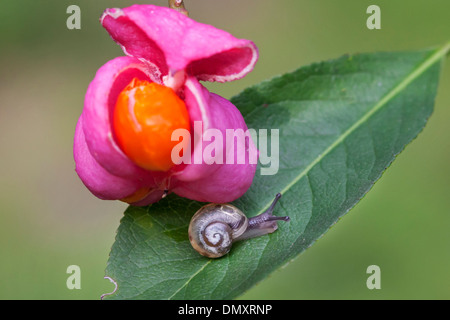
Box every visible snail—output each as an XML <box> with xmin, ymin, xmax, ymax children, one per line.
<box><xmin>188</xmin><ymin>193</ymin><xmax>290</xmax><ymax>258</ymax></box>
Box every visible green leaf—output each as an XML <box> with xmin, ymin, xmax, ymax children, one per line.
<box><xmin>103</xmin><ymin>44</ymin><xmax>449</xmax><ymax>300</ymax></box>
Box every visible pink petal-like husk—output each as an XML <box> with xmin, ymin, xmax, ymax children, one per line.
<box><xmin>169</xmin><ymin>76</ymin><xmax>217</xmax><ymax>182</ymax></box>
<box><xmin>171</xmin><ymin>78</ymin><xmax>258</xmax><ymax>203</ymax></box>
<box><xmin>101</xmin><ymin>5</ymin><xmax>258</xmax><ymax>83</ymax></box>
<box><xmin>77</xmin><ymin>61</ymin><xmax>257</xmax><ymax>205</ymax></box>
<box><xmin>82</xmin><ymin>56</ymin><xmax>156</xmax><ymax>181</ymax></box>
<box><xmin>74</xmin><ymin>115</ymin><xmax>145</xmax><ymax>200</ymax></box>
<box><xmin>128</xmin><ymin>189</ymin><xmax>166</xmax><ymax>207</ymax></box>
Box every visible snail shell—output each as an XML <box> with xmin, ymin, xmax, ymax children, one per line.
<box><xmin>188</xmin><ymin>193</ymin><xmax>290</xmax><ymax>258</ymax></box>
<box><xmin>188</xmin><ymin>204</ymin><xmax>248</xmax><ymax>258</ymax></box>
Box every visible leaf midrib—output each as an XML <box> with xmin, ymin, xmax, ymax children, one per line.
<box><xmin>261</xmin><ymin>43</ymin><xmax>449</xmax><ymax>214</ymax></box>
<box><xmin>165</xmin><ymin>43</ymin><xmax>449</xmax><ymax>300</ymax></box>
<box><xmin>167</xmin><ymin>260</ymin><xmax>212</xmax><ymax>299</ymax></box>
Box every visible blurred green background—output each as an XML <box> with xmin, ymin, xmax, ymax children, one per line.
<box><xmin>0</xmin><ymin>0</ymin><xmax>449</xmax><ymax>299</ymax></box>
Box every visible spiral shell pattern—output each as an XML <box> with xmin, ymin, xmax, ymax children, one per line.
<box><xmin>188</xmin><ymin>204</ymin><xmax>248</xmax><ymax>258</ymax></box>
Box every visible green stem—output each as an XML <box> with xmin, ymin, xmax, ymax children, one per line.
<box><xmin>168</xmin><ymin>0</ymin><xmax>189</xmax><ymax>16</ymax></box>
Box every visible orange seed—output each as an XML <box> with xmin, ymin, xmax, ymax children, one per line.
<box><xmin>113</xmin><ymin>78</ymin><xmax>190</xmax><ymax>172</ymax></box>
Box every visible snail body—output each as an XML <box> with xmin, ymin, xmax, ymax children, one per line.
<box><xmin>188</xmin><ymin>193</ymin><xmax>289</xmax><ymax>258</ymax></box>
